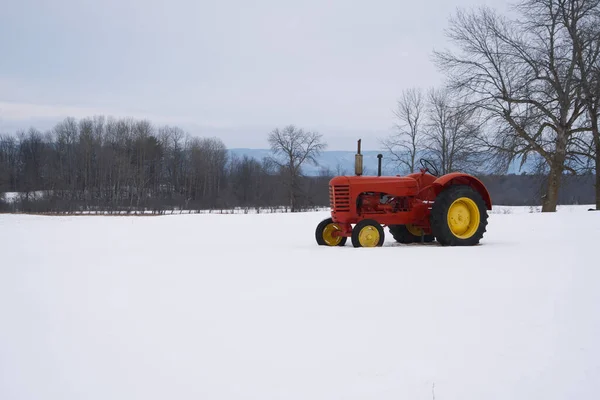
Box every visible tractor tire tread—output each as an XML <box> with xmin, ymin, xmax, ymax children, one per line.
<box><xmin>430</xmin><ymin>184</ymin><xmax>488</xmax><ymax>246</ymax></box>
<box><xmin>388</xmin><ymin>225</ymin><xmax>434</xmax><ymax>243</ymax></box>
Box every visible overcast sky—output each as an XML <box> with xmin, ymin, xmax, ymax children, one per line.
<box><xmin>0</xmin><ymin>0</ymin><xmax>511</xmax><ymax>150</ymax></box>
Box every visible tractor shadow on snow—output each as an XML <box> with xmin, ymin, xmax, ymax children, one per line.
<box><xmin>385</xmin><ymin>241</ymin><xmax>441</xmax><ymax>248</ymax></box>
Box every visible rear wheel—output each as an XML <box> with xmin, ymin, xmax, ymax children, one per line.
<box><xmin>388</xmin><ymin>224</ymin><xmax>435</xmax><ymax>243</ymax></box>
<box><xmin>351</xmin><ymin>219</ymin><xmax>385</xmax><ymax>248</ymax></box>
<box><xmin>430</xmin><ymin>185</ymin><xmax>488</xmax><ymax>246</ymax></box>
<box><xmin>315</xmin><ymin>218</ymin><xmax>347</xmax><ymax>246</ymax></box>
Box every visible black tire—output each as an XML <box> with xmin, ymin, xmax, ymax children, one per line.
<box><xmin>430</xmin><ymin>185</ymin><xmax>488</xmax><ymax>246</ymax></box>
<box><xmin>315</xmin><ymin>217</ymin><xmax>347</xmax><ymax>246</ymax></box>
<box><xmin>388</xmin><ymin>224</ymin><xmax>435</xmax><ymax>243</ymax></box>
<box><xmin>351</xmin><ymin>219</ymin><xmax>385</xmax><ymax>248</ymax></box>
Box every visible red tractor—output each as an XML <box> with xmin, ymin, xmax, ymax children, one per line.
<box><xmin>315</xmin><ymin>140</ymin><xmax>492</xmax><ymax>247</ymax></box>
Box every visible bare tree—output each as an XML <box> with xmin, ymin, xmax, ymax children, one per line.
<box><xmin>382</xmin><ymin>88</ymin><xmax>425</xmax><ymax>174</ymax></box>
<box><xmin>0</xmin><ymin>134</ymin><xmax>18</xmax><ymax>192</ymax></box>
<box><xmin>335</xmin><ymin>162</ymin><xmax>347</xmax><ymax>176</ymax></box>
<box><xmin>422</xmin><ymin>87</ymin><xmax>486</xmax><ymax>175</ymax></box>
<box><xmin>556</xmin><ymin>0</ymin><xmax>600</xmax><ymax>209</ymax></box>
<box><xmin>52</xmin><ymin>117</ymin><xmax>80</xmax><ymax>203</ymax></box>
<box><xmin>433</xmin><ymin>3</ymin><xmax>590</xmax><ymax>211</ymax></box>
<box><xmin>158</xmin><ymin>125</ymin><xmax>186</xmax><ymax>198</ymax></box>
<box><xmin>267</xmin><ymin>125</ymin><xmax>327</xmax><ymax>212</ymax></box>
<box><xmin>17</xmin><ymin>128</ymin><xmax>48</xmax><ymax>202</ymax></box>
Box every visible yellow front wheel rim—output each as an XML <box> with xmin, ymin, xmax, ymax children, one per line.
<box><xmin>322</xmin><ymin>223</ymin><xmax>343</xmax><ymax>246</ymax></box>
<box><xmin>447</xmin><ymin>197</ymin><xmax>480</xmax><ymax>239</ymax></box>
<box><xmin>358</xmin><ymin>226</ymin><xmax>380</xmax><ymax>247</ymax></box>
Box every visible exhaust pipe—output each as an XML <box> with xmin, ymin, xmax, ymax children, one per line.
<box><xmin>377</xmin><ymin>153</ymin><xmax>383</xmax><ymax>176</ymax></box>
<box><xmin>355</xmin><ymin>139</ymin><xmax>363</xmax><ymax>176</ymax></box>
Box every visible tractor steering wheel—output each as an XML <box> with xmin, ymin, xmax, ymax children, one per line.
<box><xmin>419</xmin><ymin>158</ymin><xmax>439</xmax><ymax>176</ymax></box>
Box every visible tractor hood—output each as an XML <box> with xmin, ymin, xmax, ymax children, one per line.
<box><xmin>330</xmin><ymin>175</ymin><xmax>419</xmax><ymax>195</ymax></box>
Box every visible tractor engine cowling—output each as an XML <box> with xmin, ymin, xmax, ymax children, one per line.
<box><xmin>356</xmin><ymin>192</ymin><xmax>411</xmax><ymax>214</ymax></box>
<box><xmin>328</xmin><ymin>175</ymin><xmax>427</xmax><ymax>227</ymax></box>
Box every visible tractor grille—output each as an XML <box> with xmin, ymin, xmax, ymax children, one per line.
<box><xmin>330</xmin><ymin>185</ymin><xmax>350</xmax><ymax>212</ymax></box>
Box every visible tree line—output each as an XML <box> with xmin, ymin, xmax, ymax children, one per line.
<box><xmin>0</xmin><ymin>113</ymin><xmax>596</xmax><ymax>214</ymax></box>
<box><xmin>382</xmin><ymin>0</ymin><xmax>600</xmax><ymax>211</ymax></box>
<box><xmin>0</xmin><ymin>117</ymin><xmax>330</xmax><ymax>214</ymax></box>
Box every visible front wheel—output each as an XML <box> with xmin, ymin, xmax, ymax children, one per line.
<box><xmin>430</xmin><ymin>185</ymin><xmax>488</xmax><ymax>246</ymax></box>
<box><xmin>315</xmin><ymin>218</ymin><xmax>347</xmax><ymax>246</ymax></box>
<box><xmin>351</xmin><ymin>219</ymin><xmax>385</xmax><ymax>248</ymax></box>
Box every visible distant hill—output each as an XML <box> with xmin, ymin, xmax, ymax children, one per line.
<box><xmin>228</xmin><ymin>148</ymin><xmax>536</xmax><ymax>176</ymax></box>
<box><xmin>228</xmin><ymin>148</ymin><xmax>395</xmax><ymax>175</ymax></box>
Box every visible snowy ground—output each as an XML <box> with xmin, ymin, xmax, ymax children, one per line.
<box><xmin>1</xmin><ymin>206</ymin><xmax>599</xmax><ymax>400</ymax></box>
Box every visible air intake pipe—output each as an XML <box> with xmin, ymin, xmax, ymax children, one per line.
<box><xmin>377</xmin><ymin>153</ymin><xmax>383</xmax><ymax>176</ymax></box>
<box><xmin>355</xmin><ymin>139</ymin><xmax>363</xmax><ymax>176</ymax></box>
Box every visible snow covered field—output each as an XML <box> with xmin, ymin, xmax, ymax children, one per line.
<box><xmin>1</xmin><ymin>206</ymin><xmax>599</xmax><ymax>400</ymax></box>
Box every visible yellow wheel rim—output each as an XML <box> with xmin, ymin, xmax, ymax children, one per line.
<box><xmin>406</xmin><ymin>224</ymin><xmax>423</xmax><ymax>237</ymax></box>
<box><xmin>322</xmin><ymin>223</ymin><xmax>343</xmax><ymax>246</ymax></box>
<box><xmin>358</xmin><ymin>225</ymin><xmax>380</xmax><ymax>247</ymax></box>
<box><xmin>447</xmin><ymin>197</ymin><xmax>480</xmax><ymax>239</ymax></box>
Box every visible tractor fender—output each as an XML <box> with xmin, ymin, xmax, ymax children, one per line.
<box><xmin>432</xmin><ymin>173</ymin><xmax>492</xmax><ymax>210</ymax></box>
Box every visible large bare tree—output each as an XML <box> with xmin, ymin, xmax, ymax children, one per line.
<box><xmin>433</xmin><ymin>2</ymin><xmax>593</xmax><ymax>211</ymax></box>
<box><xmin>556</xmin><ymin>0</ymin><xmax>600</xmax><ymax>209</ymax></box>
<box><xmin>381</xmin><ymin>88</ymin><xmax>425</xmax><ymax>174</ymax></box>
<box><xmin>267</xmin><ymin>125</ymin><xmax>327</xmax><ymax>212</ymax></box>
<box><xmin>422</xmin><ymin>87</ymin><xmax>486</xmax><ymax>175</ymax></box>
<box><xmin>382</xmin><ymin>86</ymin><xmax>485</xmax><ymax>176</ymax></box>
